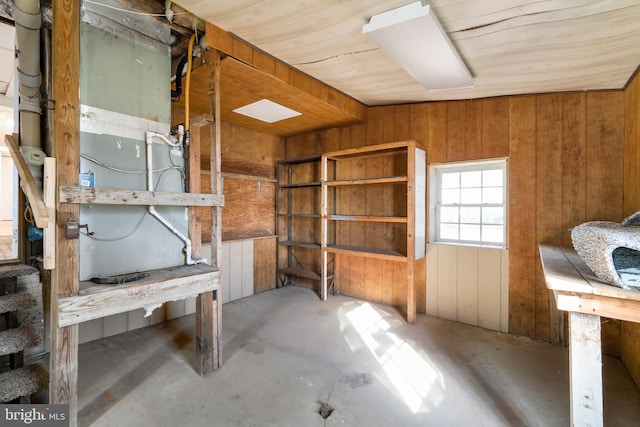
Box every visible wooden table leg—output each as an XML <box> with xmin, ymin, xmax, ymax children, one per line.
<box><xmin>569</xmin><ymin>311</ymin><xmax>603</xmax><ymax>427</ymax></box>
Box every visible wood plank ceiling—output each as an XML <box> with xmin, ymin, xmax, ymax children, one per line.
<box><xmin>176</xmin><ymin>0</ymin><xmax>640</xmax><ymax>106</ymax></box>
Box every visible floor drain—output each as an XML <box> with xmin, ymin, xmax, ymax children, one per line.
<box><xmin>317</xmin><ymin>401</ymin><xmax>334</xmax><ymax>419</ymax></box>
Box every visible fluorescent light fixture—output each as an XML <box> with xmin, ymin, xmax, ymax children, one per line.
<box><xmin>232</xmin><ymin>99</ymin><xmax>302</xmax><ymax>123</ymax></box>
<box><xmin>363</xmin><ymin>2</ymin><xmax>474</xmax><ymax>91</ymax></box>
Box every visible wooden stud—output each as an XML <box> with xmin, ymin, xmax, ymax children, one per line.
<box><xmin>50</xmin><ymin>1</ymin><xmax>80</xmax><ymax>425</ymax></box>
<box><xmin>196</xmin><ymin>48</ymin><xmax>223</xmax><ymax>374</ymax></box>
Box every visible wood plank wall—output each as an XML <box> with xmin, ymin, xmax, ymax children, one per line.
<box><xmin>622</xmin><ymin>71</ymin><xmax>640</xmax><ymax>389</ymax></box>
<box><xmin>286</xmin><ymin>92</ymin><xmax>625</xmax><ymax>345</ymax></box>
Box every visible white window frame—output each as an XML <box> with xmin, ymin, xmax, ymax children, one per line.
<box><xmin>429</xmin><ymin>159</ymin><xmax>507</xmax><ymax>248</ymax></box>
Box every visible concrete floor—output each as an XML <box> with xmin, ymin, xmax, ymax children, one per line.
<box><xmin>75</xmin><ymin>285</ymin><xmax>640</xmax><ymax>427</ymax></box>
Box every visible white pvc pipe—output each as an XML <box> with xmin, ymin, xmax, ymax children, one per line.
<box><xmin>145</xmin><ymin>131</ymin><xmax>204</xmax><ymax>265</ymax></box>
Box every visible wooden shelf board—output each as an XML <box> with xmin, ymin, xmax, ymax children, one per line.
<box><xmin>278</xmin><ymin>182</ymin><xmax>322</xmax><ymax>188</ymax></box>
<box><xmin>59</xmin><ymin>186</ymin><xmax>224</xmax><ymax>207</ymax></box>
<box><xmin>59</xmin><ymin>264</ymin><xmax>220</xmax><ymax>327</ymax></box>
<box><xmin>279</xmin><ymin>240</ymin><xmax>321</xmax><ymax>249</ymax></box>
<box><xmin>278</xmin><ymin>267</ymin><xmax>321</xmax><ymax>281</ymax></box>
<box><xmin>278</xmin><ymin>213</ymin><xmax>322</xmax><ymax>218</ymax></box>
<box><xmin>323</xmin><ymin>176</ymin><xmax>407</xmax><ymax>186</ymax></box>
<box><xmin>278</xmin><ymin>155</ymin><xmax>322</xmax><ymax>165</ymax></box>
<box><xmin>325</xmin><ymin>215</ymin><xmax>407</xmax><ymax>223</ymax></box>
<box><xmin>323</xmin><ymin>140</ymin><xmax>413</xmax><ymax>160</ymax></box>
<box><xmin>324</xmin><ymin>244</ymin><xmax>407</xmax><ymax>261</ymax></box>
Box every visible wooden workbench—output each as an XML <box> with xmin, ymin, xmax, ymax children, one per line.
<box><xmin>539</xmin><ymin>244</ymin><xmax>640</xmax><ymax>427</ymax></box>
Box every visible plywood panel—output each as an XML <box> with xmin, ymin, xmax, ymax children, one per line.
<box><xmin>478</xmin><ymin>248</ymin><xmax>502</xmax><ymax>331</ymax></box>
<box><xmin>534</xmin><ymin>94</ymin><xmax>563</xmax><ymax>342</ymax></box>
<box><xmin>481</xmin><ymin>97</ymin><xmax>510</xmax><ymax>159</ymax></box>
<box><xmin>508</xmin><ymin>96</ymin><xmax>537</xmax><ymax>337</ymax></box>
<box><xmin>585</xmin><ymin>92</ymin><xmax>625</xmax><ymax>222</ymax></box>
<box><xmin>254</xmin><ymin>237</ymin><xmax>277</xmax><ymax>293</ymax></box>
<box><xmin>464</xmin><ymin>100</ymin><xmax>483</xmax><ymax>160</ymax></box>
<box><xmin>456</xmin><ymin>245</ymin><xmax>478</xmax><ymax>326</ymax></box>
<box><xmin>221</xmin><ymin>243</ymin><xmax>231</xmax><ymax>304</ymax></box>
<box><xmin>500</xmin><ymin>249</ymin><xmax>509</xmax><ymax>334</ymax></box>
<box><xmin>621</xmin><ymin>71</ymin><xmax>640</xmax><ymax>391</ymax></box>
<box><xmin>202</xmin><ymin>175</ymin><xmax>275</xmax><ymax>242</ymax></box>
<box><xmin>242</xmin><ymin>240</ymin><xmax>254</xmax><ymax>298</ymax></box>
<box><xmin>561</xmin><ymin>93</ymin><xmax>587</xmax><ymax>246</ymax></box>
<box><xmin>447</xmin><ymin>101</ymin><xmax>465</xmax><ymax>162</ymax></box>
<box><xmin>427</xmin><ymin>103</ymin><xmax>447</xmax><ymax>164</ymax></box>
<box><xmin>437</xmin><ymin>244</ymin><xmax>457</xmax><ymax>321</ymax></box>
<box><xmin>426</xmin><ymin>244</ymin><xmax>438</xmax><ymax>316</ymax></box>
<box><xmin>228</xmin><ymin>241</ymin><xmax>244</xmax><ymax>301</ymax></box>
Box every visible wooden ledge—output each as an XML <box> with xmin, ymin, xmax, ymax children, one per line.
<box><xmin>59</xmin><ymin>186</ymin><xmax>224</xmax><ymax>207</ymax></box>
<box><xmin>58</xmin><ymin>264</ymin><xmax>220</xmax><ymax>327</ymax></box>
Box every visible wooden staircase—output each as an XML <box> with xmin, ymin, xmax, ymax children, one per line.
<box><xmin>0</xmin><ymin>266</ymin><xmax>48</xmax><ymax>403</ymax></box>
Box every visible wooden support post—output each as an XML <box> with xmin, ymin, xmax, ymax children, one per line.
<box><xmin>406</xmin><ymin>142</ymin><xmax>416</xmax><ymax>325</ymax></box>
<box><xmin>43</xmin><ymin>158</ymin><xmax>56</xmax><ymax>270</ymax></box>
<box><xmin>188</xmin><ymin>125</ymin><xmax>202</xmax><ymax>259</ymax></box>
<box><xmin>196</xmin><ymin>48</ymin><xmax>223</xmax><ymax>374</ymax></box>
<box><xmin>50</xmin><ymin>1</ymin><xmax>80</xmax><ymax>425</ymax></box>
<box><xmin>569</xmin><ymin>311</ymin><xmax>603</xmax><ymax>427</ymax></box>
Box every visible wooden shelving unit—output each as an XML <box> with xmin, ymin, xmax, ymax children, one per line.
<box><xmin>276</xmin><ymin>155</ymin><xmax>334</xmax><ymax>292</ymax></box>
<box><xmin>321</xmin><ymin>141</ymin><xmax>426</xmax><ymax>323</ymax></box>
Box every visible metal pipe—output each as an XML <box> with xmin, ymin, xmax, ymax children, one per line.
<box><xmin>13</xmin><ymin>0</ymin><xmax>45</xmax><ymax>189</ymax></box>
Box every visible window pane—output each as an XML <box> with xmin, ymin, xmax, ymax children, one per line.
<box><xmin>461</xmin><ymin>171</ymin><xmax>481</xmax><ymax>187</ymax></box>
<box><xmin>460</xmin><ymin>206</ymin><xmax>480</xmax><ymax>223</ymax></box>
<box><xmin>482</xmin><ymin>207</ymin><xmax>504</xmax><ymax>225</ymax></box>
<box><xmin>482</xmin><ymin>187</ymin><xmax>503</xmax><ymax>204</ymax></box>
<box><xmin>440</xmin><ymin>206</ymin><xmax>459</xmax><ymax>222</ymax></box>
<box><xmin>460</xmin><ymin>224</ymin><xmax>480</xmax><ymax>241</ymax></box>
<box><xmin>482</xmin><ymin>225</ymin><xmax>504</xmax><ymax>243</ymax></box>
<box><xmin>440</xmin><ymin>223</ymin><xmax>459</xmax><ymax>240</ymax></box>
<box><xmin>483</xmin><ymin>169</ymin><xmax>503</xmax><ymax>187</ymax></box>
<box><xmin>441</xmin><ymin>172</ymin><xmax>459</xmax><ymax>189</ymax></box>
<box><xmin>460</xmin><ymin>188</ymin><xmax>481</xmax><ymax>204</ymax></box>
<box><xmin>441</xmin><ymin>189</ymin><xmax>459</xmax><ymax>204</ymax></box>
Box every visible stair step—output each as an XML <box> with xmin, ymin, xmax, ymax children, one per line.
<box><xmin>0</xmin><ymin>292</ymin><xmax>37</xmax><ymax>315</ymax></box>
<box><xmin>0</xmin><ymin>364</ymin><xmax>49</xmax><ymax>403</ymax></box>
<box><xmin>0</xmin><ymin>326</ymin><xmax>40</xmax><ymax>357</ymax></box>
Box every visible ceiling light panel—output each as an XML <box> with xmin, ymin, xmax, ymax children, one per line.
<box><xmin>232</xmin><ymin>99</ymin><xmax>302</xmax><ymax>123</ymax></box>
<box><xmin>363</xmin><ymin>2</ymin><xmax>474</xmax><ymax>91</ymax></box>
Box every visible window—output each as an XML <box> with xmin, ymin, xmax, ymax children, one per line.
<box><xmin>430</xmin><ymin>159</ymin><xmax>506</xmax><ymax>247</ymax></box>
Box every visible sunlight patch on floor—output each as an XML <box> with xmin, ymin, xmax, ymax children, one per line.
<box><xmin>342</xmin><ymin>302</ymin><xmax>445</xmax><ymax>413</ymax></box>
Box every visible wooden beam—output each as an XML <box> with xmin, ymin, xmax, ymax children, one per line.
<box><xmin>59</xmin><ymin>186</ymin><xmax>224</xmax><ymax>207</ymax></box>
<box><xmin>205</xmin><ymin>21</ymin><xmax>367</xmax><ymax>124</ymax></box>
<box><xmin>50</xmin><ymin>1</ymin><xmax>80</xmax><ymax>425</ymax></box>
<box><xmin>3</xmin><ymin>134</ymin><xmax>48</xmax><ymax>228</ymax></box>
